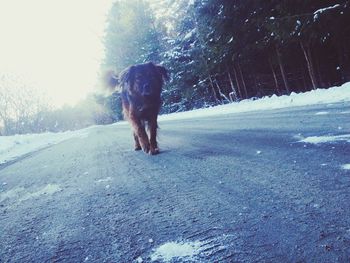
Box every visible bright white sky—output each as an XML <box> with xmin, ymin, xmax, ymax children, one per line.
<box><xmin>0</xmin><ymin>0</ymin><xmax>114</xmax><ymax>107</ymax></box>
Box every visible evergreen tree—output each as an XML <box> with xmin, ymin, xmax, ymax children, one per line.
<box><xmin>103</xmin><ymin>0</ymin><xmax>162</xmax><ymax>72</ymax></box>
<box><xmin>102</xmin><ymin>0</ymin><xmax>350</xmax><ymax>116</ymax></box>
<box><xmin>102</xmin><ymin>0</ymin><xmax>164</xmax><ymax>118</ymax></box>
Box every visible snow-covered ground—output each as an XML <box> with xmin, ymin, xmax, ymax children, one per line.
<box><xmin>0</xmin><ymin>126</ymin><xmax>97</xmax><ymax>165</ymax></box>
<box><xmin>1</xmin><ymin>82</ymin><xmax>350</xmax><ymax>166</ymax></box>
<box><xmin>159</xmin><ymin>81</ymin><xmax>350</xmax><ymax>121</ymax></box>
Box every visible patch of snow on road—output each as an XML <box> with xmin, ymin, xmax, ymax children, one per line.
<box><xmin>0</xmin><ymin>186</ymin><xmax>25</xmax><ymax>203</ymax></box>
<box><xmin>0</xmin><ymin>184</ymin><xmax>61</xmax><ymax>204</ymax></box>
<box><xmin>19</xmin><ymin>184</ymin><xmax>62</xmax><ymax>202</ymax></box>
<box><xmin>96</xmin><ymin>177</ymin><xmax>112</xmax><ymax>183</ymax></box>
<box><xmin>342</xmin><ymin>164</ymin><xmax>350</xmax><ymax>170</ymax></box>
<box><xmin>159</xmin><ymin>82</ymin><xmax>350</xmax><ymax>121</ymax></box>
<box><xmin>151</xmin><ymin>241</ymin><xmax>203</xmax><ymax>262</ymax></box>
<box><xmin>299</xmin><ymin>134</ymin><xmax>350</xmax><ymax>144</ymax></box>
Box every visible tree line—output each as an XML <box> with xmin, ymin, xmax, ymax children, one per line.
<box><xmin>103</xmin><ymin>0</ymin><xmax>350</xmax><ymax>114</ymax></box>
<box><xmin>0</xmin><ymin>73</ymin><xmax>120</xmax><ymax>135</ymax></box>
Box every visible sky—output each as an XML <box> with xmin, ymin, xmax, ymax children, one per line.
<box><xmin>0</xmin><ymin>0</ymin><xmax>114</xmax><ymax>107</ymax></box>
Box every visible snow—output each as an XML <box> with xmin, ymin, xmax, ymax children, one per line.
<box><xmin>0</xmin><ymin>83</ymin><xmax>350</xmax><ymax>166</ymax></box>
<box><xmin>159</xmin><ymin>82</ymin><xmax>350</xmax><ymax>121</ymax></box>
<box><xmin>342</xmin><ymin>164</ymin><xmax>350</xmax><ymax>170</ymax></box>
<box><xmin>183</xmin><ymin>29</ymin><xmax>195</xmax><ymax>40</ymax></box>
<box><xmin>314</xmin><ymin>4</ymin><xmax>340</xmax><ymax>15</ymax></box>
<box><xmin>0</xmin><ymin>126</ymin><xmax>98</xmax><ymax>165</ymax></box>
<box><xmin>313</xmin><ymin>4</ymin><xmax>340</xmax><ymax>21</ymax></box>
<box><xmin>299</xmin><ymin>134</ymin><xmax>350</xmax><ymax>144</ymax></box>
<box><xmin>0</xmin><ymin>184</ymin><xmax>61</xmax><ymax>204</ymax></box>
<box><xmin>150</xmin><ymin>241</ymin><xmax>203</xmax><ymax>262</ymax></box>
<box><xmin>19</xmin><ymin>184</ymin><xmax>61</xmax><ymax>202</ymax></box>
<box><xmin>96</xmin><ymin>177</ymin><xmax>112</xmax><ymax>183</ymax></box>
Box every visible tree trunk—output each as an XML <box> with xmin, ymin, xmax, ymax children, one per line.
<box><xmin>192</xmin><ymin>13</ymin><xmax>220</xmax><ymax>103</ymax></box>
<box><xmin>314</xmin><ymin>52</ymin><xmax>324</xmax><ymax>88</ymax></box>
<box><xmin>208</xmin><ymin>75</ymin><xmax>220</xmax><ymax>103</ymax></box>
<box><xmin>300</xmin><ymin>40</ymin><xmax>318</xmax><ymax>90</ymax></box>
<box><xmin>214</xmin><ymin>77</ymin><xmax>230</xmax><ymax>103</ymax></box>
<box><xmin>269</xmin><ymin>58</ymin><xmax>280</xmax><ymax>95</ymax></box>
<box><xmin>232</xmin><ymin>64</ymin><xmax>243</xmax><ymax>99</ymax></box>
<box><xmin>301</xmin><ymin>67</ymin><xmax>308</xmax><ymax>92</ymax></box>
<box><xmin>275</xmin><ymin>45</ymin><xmax>290</xmax><ymax>94</ymax></box>
<box><xmin>253</xmin><ymin>75</ymin><xmax>260</xmax><ymax>97</ymax></box>
<box><xmin>237</xmin><ymin>59</ymin><xmax>248</xmax><ymax>99</ymax></box>
<box><xmin>227</xmin><ymin>69</ymin><xmax>238</xmax><ymax>102</ymax></box>
<box><xmin>337</xmin><ymin>45</ymin><xmax>347</xmax><ymax>82</ymax></box>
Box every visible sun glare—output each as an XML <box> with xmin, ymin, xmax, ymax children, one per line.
<box><xmin>0</xmin><ymin>0</ymin><xmax>114</xmax><ymax>107</ymax></box>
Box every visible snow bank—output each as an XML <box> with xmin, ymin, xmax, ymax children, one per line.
<box><xmin>0</xmin><ymin>127</ymin><xmax>96</xmax><ymax>165</ymax></box>
<box><xmin>159</xmin><ymin>82</ymin><xmax>350</xmax><ymax>121</ymax></box>
<box><xmin>299</xmin><ymin>134</ymin><xmax>350</xmax><ymax>144</ymax></box>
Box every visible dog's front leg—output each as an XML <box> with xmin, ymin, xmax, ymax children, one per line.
<box><xmin>129</xmin><ymin>113</ymin><xmax>150</xmax><ymax>153</ymax></box>
<box><xmin>148</xmin><ymin>116</ymin><xmax>159</xmax><ymax>155</ymax></box>
<box><xmin>133</xmin><ymin>132</ymin><xmax>142</xmax><ymax>151</ymax></box>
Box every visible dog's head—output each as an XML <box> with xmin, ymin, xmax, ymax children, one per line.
<box><xmin>120</xmin><ymin>62</ymin><xmax>168</xmax><ymax>98</ymax></box>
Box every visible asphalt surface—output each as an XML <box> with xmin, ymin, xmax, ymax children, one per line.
<box><xmin>1</xmin><ymin>102</ymin><xmax>350</xmax><ymax>262</ymax></box>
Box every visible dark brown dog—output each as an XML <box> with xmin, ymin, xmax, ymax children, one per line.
<box><xmin>115</xmin><ymin>62</ymin><xmax>168</xmax><ymax>155</ymax></box>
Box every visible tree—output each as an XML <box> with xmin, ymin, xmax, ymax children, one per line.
<box><xmin>0</xmin><ymin>73</ymin><xmax>51</xmax><ymax>135</ymax></box>
<box><xmin>102</xmin><ymin>0</ymin><xmax>163</xmax><ymax>72</ymax></box>
<box><xmin>102</xmin><ymin>0</ymin><xmax>350</xmax><ymax>115</ymax></box>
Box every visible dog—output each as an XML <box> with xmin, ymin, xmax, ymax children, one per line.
<box><xmin>107</xmin><ymin>62</ymin><xmax>168</xmax><ymax>155</ymax></box>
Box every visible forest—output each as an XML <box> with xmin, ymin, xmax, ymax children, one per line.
<box><xmin>1</xmin><ymin>0</ymin><xmax>349</xmax><ymax>135</ymax></box>
<box><xmin>102</xmin><ymin>0</ymin><xmax>350</xmax><ymax>115</ymax></box>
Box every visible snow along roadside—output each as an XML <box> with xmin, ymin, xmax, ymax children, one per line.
<box><xmin>0</xmin><ymin>126</ymin><xmax>97</xmax><ymax>165</ymax></box>
<box><xmin>158</xmin><ymin>82</ymin><xmax>350</xmax><ymax>121</ymax></box>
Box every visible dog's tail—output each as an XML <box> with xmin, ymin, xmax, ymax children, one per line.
<box><xmin>102</xmin><ymin>70</ymin><xmax>120</xmax><ymax>91</ymax></box>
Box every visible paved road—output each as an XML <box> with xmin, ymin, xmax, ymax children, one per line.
<box><xmin>1</xmin><ymin>102</ymin><xmax>350</xmax><ymax>262</ymax></box>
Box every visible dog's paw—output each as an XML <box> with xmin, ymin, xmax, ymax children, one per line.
<box><xmin>141</xmin><ymin>143</ymin><xmax>150</xmax><ymax>154</ymax></box>
<box><xmin>134</xmin><ymin>146</ymin><xmax>142</xmax><ymax>151</ymax></box>
<box><xmin>149</xmin><ymin>147</ymin><xmax>159</xmax><ymax>155</ymax></box>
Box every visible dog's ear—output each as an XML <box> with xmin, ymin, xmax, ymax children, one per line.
<box><xmin>156</xmin><ymin>65</ymin><xmax>169</xmax><ymax>82</ymax></box>
<box><xmin>120</xmin><ymin>65</ymin><xmax>136</xmax><ymax>87</ymax></box>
